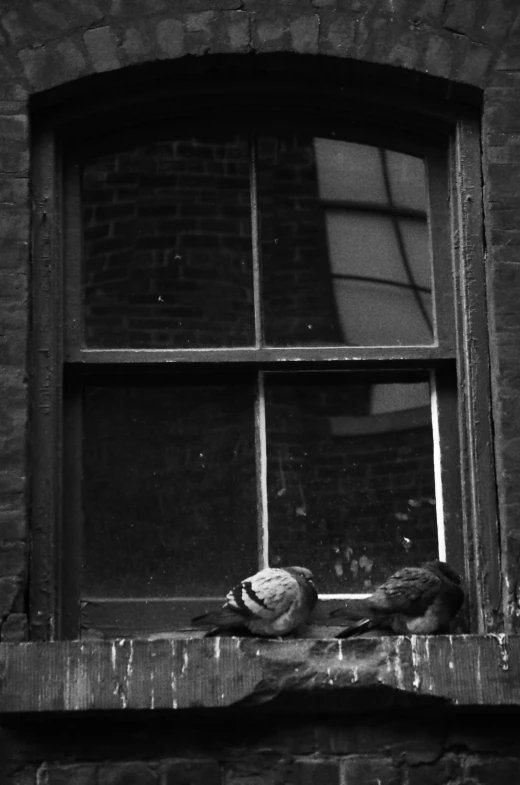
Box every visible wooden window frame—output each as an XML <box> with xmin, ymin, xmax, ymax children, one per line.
<box><xmin>29</xmin><ymin>79</ymin><xmax>499</xmax><ymax>641</ymax></box>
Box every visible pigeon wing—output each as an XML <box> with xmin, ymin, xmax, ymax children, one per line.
<box><xmin>226</xmin><ymin>568</ymin><xmax>298</xmax><ymax>621</ymax></box>
<box><xmin>368</xmin><ymin>567</ymin><xmax>442</xmax><ymax>616</ymax></box>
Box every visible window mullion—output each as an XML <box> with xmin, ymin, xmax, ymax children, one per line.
<box><xmin>430</xmin><ymin>369</ymin><xmax>446</xmax><ymax>561</ymax></box>
<box><xmin>251</xmin><ymin>133</ymin><xmax>269</xmax><ymax>570</ymax></box>
<box><xmin>255</xmin><ymin>371</ymin><xmax>269</xmax><ymax>570</ymax></box>
<box><xmin>250</xmin><ymin>132</ymin><xmax>262</xmax><ymax>348</ymax></box>
<box><xmin>431</xmin><ymin>364</ymin><xmax>469</xmax><ymax>630</ymax></box>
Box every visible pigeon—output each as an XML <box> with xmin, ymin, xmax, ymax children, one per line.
<box><xmin>192</xmin><ymin>566</ymin><xmax>318</xmax><ymax>637</ymax></box>
<box><xmin>333</xmin><ymin>560</ymin><xmax>464</xmax><ymax>638</ymax></box>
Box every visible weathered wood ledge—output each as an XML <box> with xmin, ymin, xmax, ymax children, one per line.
<box><xmin>0</xmin><ymin>636</ymin><xmax>518</xmax><ymax>714</ymax></box>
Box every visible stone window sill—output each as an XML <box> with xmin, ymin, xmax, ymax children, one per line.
<box><xmin>0</xmin><ymin>635</ymin><xmax>517</xmax><ymax>714</ymax></box>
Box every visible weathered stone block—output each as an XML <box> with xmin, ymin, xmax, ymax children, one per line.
<box><xmin>253</xmin><ymin>15</ymin><xmax>290</xmax><ymax>51</ymax></box>
<box><xmin>291</xmin><ymin>759</ymin><xmax>340</xmax><ymax>785</ymax></box>
<box><xmin>319</xmin><ymin>13</ymin><xmax>356</xmax><ymax>56</ymax></box>
<box><xmin>0</xmin><ymin>270</ymin><xmax>27</xmax><ymax>300</ymax></box>
<box><xmin>185</xmin><ymin>10</ymin><xmax>216</xmax><ymax>34</ymax></box>
<box><xmin>406</xmin><ymin>755</ymin><xmax>462</xmax><ymax>785</ymax></box>
<box><xmin>484</xmin><ymin>97</ymin><xmax>520</xmax><ymax>134</ymax></box>
<box><xmin>387</xmin><ymin>33</ymin><xmax>422</xmax><ymax>70</ymax></box>
<box><xmin>99</xmin><ymin>762</ymin><xmax>157</xmax><ymax>785</ymax></box>
<box><xmin>464</xmin><ymin>756</ymin><xmax>520</xmax><ymax>784</ymax></box>
<box><xmin>290</xmin><ymin>15</ymin><xmax>319</xmax><ymax>54</ymax></box>
<box><xmin>457</xmin><ymin>42</ymin><xmax>494</xmax><ymax>86</ymax></box>
<box><xmin>0</xmin><ymin>542</ymin><xmax>26</xmax><ymax>578</ymax></box>
<box><xmin>0</xmin><ymin>333</ymin><xmax>27</xmax><ymax>368</ymax></box>
<box><xmin>19</xmin><ymin>36</ymin><xmax>89</xmax><ymax>90</ymax></box>
<box><xmin>225</xmin><ymin>11</ymin><xmax>250</xmax><ymax>52</ymax></box>
<box><xmin>341</xmin><ymin>756</ymin><xmax>400</xmax><ymax>785</ymax></box>
<box><xmin>0</xmin><ymin>115</ymin><xmax>27</xmax><ymax>142</ymax></box>
<box><xmin>0</xmin><ymin>465</ymin><xmax>25</xmax><ymax>495</ymax></box>
<box><xmin>222</xmin><ymin>756</ymin><xmax>286</xmax><ymax>785</ymax></box>
<box><xmin>156</xmin><ymin>19</ymin><xmax>184</xmax><ymax>58</ymax></box>
<box><xmin>347</xmin><ymin>717</ymin><xmax>442</xmax><ymax>760</ymax></box>
<box><xmin>311</xmin><ymin>0</ymin><xmax>337</xmax><ymax>7</ymax></box>
<box><xmin>39</xmin><ymin>763</ymin><xmax>97</xmax><ymax>785</ymax></box>
<box><xmin>84</xmin><ymin>26</ymin><xmax>120</xmax><ymax>72</ymax></box>
<box><xmin>423</xmin><ymin>33</ymin><xmax>454</xmax><ymax>79</ymax></box>
<box><xmin>121</xmin><ymin>27</ymin><xmax>149</xmax><ymax>60</ymax></box>
<box><xmin>442</xmin><ymin>0</ymin><xmax>476</xmax><ymax>38</ymax></box>
<box><xmin>0</xmin><ymin>238</ymin><xmax>27</xmax><ymax>270</ymax></box>
<box><xmin>160</xmin><ymin>759</ymin><xmax>220</xmax><ymax>785</ymax></box>
<box><xmin>1</xmin><ymin>9</ymin><xmax>25</xmax><ymax>45</ymax></box>
<box><xmin>0</xmin><ymin>612</ymin><xmax>27</xmax><ymax>641</ymax></box>
<box><xmin>0</xmin><ymin>508</ymin><xmax>26</xmax><ymax>541</ymax></box>
<box><xmin>0</xmin><ymin>576</ymin><xmax>21</xmax><ymax>616</ymax></box>
<box><xmin>0</xmin><ymin>211</ymin><xmax>30</xmax><ymax>240</ymax></box>
<box><xmin>0</xmin><ymin>177</ymin><xmax>28</xmax><ymax>207</ymax></box>
<box><xmin>63</xmin><ymin>0</ymin><xmax>103</xmax><ymax>24</ymax></box>
<box><xmin>486</xmin><ymin>163</ymin><xmax>520</xmax><ymax>200</ymax></box>
<box><xmin>31</xmin><ymin>2</ymin><xmax>70</xmax><ymax>32</ymax></box>
<box><xmin>496</xmin><ymin>42</ymin><xmax>520</xmax><ymax>71</ymax></box>
<box><xmin>55</xmin><ymin>40</ymin><xmax>88</xmax><ymax>80</ymax></box>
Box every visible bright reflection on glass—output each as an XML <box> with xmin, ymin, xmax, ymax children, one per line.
<box><xmin>259</xmin><ymin>136</ymin><xmax>434</xmax><ymax>347</ymax></box>
<box><xmin>266</xmin><ymin>373</ymin><xmax>438</xmax><ymax>593</ymax></box>
<box><xmin>82</xmin><ymin>378</ymin><xmax>257</xmax><ymax>597</ymax></box>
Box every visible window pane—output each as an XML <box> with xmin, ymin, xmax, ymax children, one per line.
<box><xmin>265</xmin><ymin>373</ymin><xmax>439</xmax><ymax>593</ymax></box>
<box><xmin>82</xmin><ymin>134</ymin><xmax>254</xmax><ymax>348</ymax></box>
<box><xmin>82</xmin><ymin>377</ymin><xmax>257</xmax><ymax>597</ymax></box>
<box><xmin>257</xmin><ymin>136</ymin><xmax>434</xmax><ymax>347</ymax></box>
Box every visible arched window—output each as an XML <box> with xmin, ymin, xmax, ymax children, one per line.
<box><xmin>30</xmin><ymin>65</ymin><xmax>495</xmax><ymax>638</ymax></box>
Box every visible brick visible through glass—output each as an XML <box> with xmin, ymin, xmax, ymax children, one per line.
<box><xmin>265</xmin><ymin>373</ymin><xmax>438</xmax><ymax>593</ymax></box>
<box><xmin>82</xmin><ymin>134</ymin><xmax>254</xmax><ymax>348</ymax></box>
<box><xmin>82</xmin><ymin>377</ymin><xmax>257</xmax><ymax>597</ymax></box>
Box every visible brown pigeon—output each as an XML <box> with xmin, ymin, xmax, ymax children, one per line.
<box><xmin>333</xmin><ymin>560</ymin><xmax>464</xmax><ymax>638</ymax></box>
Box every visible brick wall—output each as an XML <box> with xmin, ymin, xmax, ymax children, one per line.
<box><xmin>3</xmin><ymin>711</ymin><xmax>520</xmax><ymax>784</ymax></box>
<box><xmin>1</xmin><ymin>0</ymin><xmax>520</xmax><ymax>782</ymax></box>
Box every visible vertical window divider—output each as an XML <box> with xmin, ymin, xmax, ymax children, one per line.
<box><xmin>255</xmin><ymin>371</ymin><xmax>269</xmax><ymax>570</ymax></box>
<box><xmin>251</xmin><ymin>132</ymin><xmax>262</xmax><ymax>347</ymax></box>
<box><xmin>251</xmin><ymin>133</ymin><xmax>269</xmax><ymax>569</ymax></box>
<box><xmin>430</xmin><ymin>369</ymin><xmax>446</xmax><ymax>561</ymax></box>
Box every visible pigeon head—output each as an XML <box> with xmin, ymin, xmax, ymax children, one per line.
<box><xmin>285</xmin><ymin>566</ymin><xmax>316</xmax><ymax>588</ymax></box>
<box><xmin>423</xmin><ymin>560</ymin><xmax>462</xmax><ymax>585</ymax></box>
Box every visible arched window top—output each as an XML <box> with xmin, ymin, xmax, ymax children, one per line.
<box><xmin>30</xmin><ymin>61</ymin><xmax>496</xmax><ymax>639</ymax></box>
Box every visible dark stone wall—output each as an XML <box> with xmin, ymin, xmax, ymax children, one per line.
<box><xmin>1</xmin><ymin>0</ymin><xmax>520</xmax><ymax>781</ymax></box>
<box><xmin>2</xmin><ymin>710</ymin><xmax>520</xmax><ymax>784</ymax></box>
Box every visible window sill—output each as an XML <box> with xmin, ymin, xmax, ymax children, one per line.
<box><xmin>0</xmin><ymin>635</ymin><xmax>517</xmax><ymax>714</ymax></box>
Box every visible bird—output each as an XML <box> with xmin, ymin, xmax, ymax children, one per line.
<box><xmin>332</xmin><ymin>560</ymin><xmax>464</xmax><ymax>638</ymax></box>
<box><xmin>191</xmin><ymin>566</ymin><xmax>318</xmax><ymax>637</ymax></box>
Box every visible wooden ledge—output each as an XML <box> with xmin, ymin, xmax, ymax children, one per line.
<box><xmin>0</xmin><ymin>635</ymin><xmax>518</xmax><ymax>714</ymax></box>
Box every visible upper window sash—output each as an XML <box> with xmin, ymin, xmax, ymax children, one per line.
<box><xmin>61</xmin><ymin>128</ymin><xmax>455</xmax><ymax>363</ymax></box>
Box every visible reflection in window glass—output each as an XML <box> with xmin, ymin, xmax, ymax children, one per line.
<box><xmin>257</xmin><ymin>136</ymin><xmax>343</xmax><ymax>346</ymax></box>
<box><xmin>83</xmin><ymin>378</ymin><xmax>257</xmax><ymax>597</ymax></box>
<box><xmin>266</xmin><ymin>374</ymin><xmax>438</xmax><ymax>593</ymax></box>
<box><xmin>258</xmin><ymin>136</ymin><xmax>434</xmax><ymax>347</ymax></box>
<box><xmin>82</xmin><ymin>135</ymin><xmax>254</xmax><ymax>348</ymax></box>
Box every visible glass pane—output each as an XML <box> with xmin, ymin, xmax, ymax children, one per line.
<box><xmin>82</xmin><ymin>134</ymin><xmax>254</xmax><ymax>348</ymax></box>
<box><xmin>257</xmin><ymin>136</ymin><xmax>434</xmax><ymax>347</ymax></box>
<box><xmin>82</xmin><ymin>377</ymin><xmax>257</xmax><ymax>597</ymax></box>
<box><xmin>266</xmin><ymin>373</ymin><xmax>438</xmax><ymax>594</ymax></box>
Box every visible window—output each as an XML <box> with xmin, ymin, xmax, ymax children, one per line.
<box><xmin>30</xmin><ymin>82</ymin><xmax>496</xmax><ymax>639</ymax></box>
